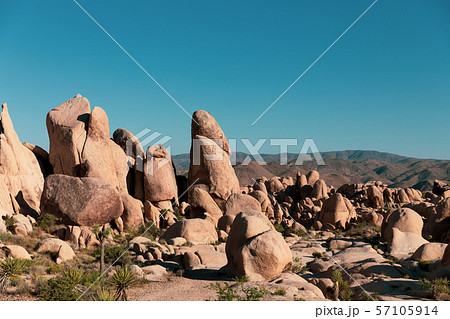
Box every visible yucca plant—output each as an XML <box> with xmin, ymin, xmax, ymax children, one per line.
<box><xmin>63</xmin><ymin>268</ymin><xmax>84</xmax><ymax>285</ymax></box>
<box><xmin>92</xmin><ymin>287</ymin><xmax>117</xmax><ymax>301</ymax></box>
<box><xmin>0</xmin><ymin>257</ymin><xmax>27</xmax><ymax>292</ymax></box>
<box><xmin>109</xmin><ymin>266</ymin><xmax>139</xmax><ymax>301</ymax></box>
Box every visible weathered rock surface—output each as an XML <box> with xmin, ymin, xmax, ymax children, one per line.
<box><xmin>388</xmin><ymin>228</ymin><xmax>429</xmax><ymax>259</ymax></box>
<box><xmin>411</xmin><ymin>242</ymin><xmax>447</xmax><ymax>262</ymax></box>
<box><xmin>317</xmin><ymin>193</ymin><xmax>355</xmax><ymax>229</ymax></box>
<box><xmin>188</xmin><ymin>110</ymin><xmax>240</xmax><ymax>204</ymax></box>
<box><xmin>40</xmin><ymin>174</ymin><xmax>123</xmax><ymax>226</ymax></box>
<box><xmin>222</xmin><ymin>210</ymin><xmax>292</xmax><ymax>281</ymax></box>
<box><xmin>0</xmin><ymin>103</ymin><xmax>44</xmax><ymax>216</ymax></box>
<box><xmin>143</xmin><ymin>145</ymin><xmax>178</xmax><ymax>204</ymax></box>
<box><xmin>35</xmin><ymin>238</ymin><xmax>75</xmax><ymax>264</ymax></box>
<box><xmin>1</xmin><ymin>245</ymin><xmax>32</xmax><ymax>260</ymax></box>
<box><xmin>382</xmin><ymin>208</ymin><xmax>423</xmax><ymax>243</ymax></box>
<box><xmin>160</xmin><ymin>218</ymin><xmax>218</xmax><ymax>245</ymax></box>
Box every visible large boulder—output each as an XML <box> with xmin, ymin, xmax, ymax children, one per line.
<box><xmin>311</xmin><ymin>179</ymin><xmax>328</xmax><ymax>200</ymax></box>
<box><xmin>367</xmin><ymin>185</ymin><xmax>383</xmax><ymax>208</ymax></box>
<box><xmin>143</xmin><ymin>145</ymin><xmax>178</xmax><ymax>205</ymax></box>
<box><xmin>423</xmin><ymin>197</ymin><xmax>450</xmax><ymax>241</ymax></box>
<box><xmin>113</xmin><ymin>128</ymin><xmax>145</xmax><ymax>201</ymax></box>
<box><xmin>382</xmin><ymin>208</ymin><xmax>423</xmax><ymax>243</ymax></box>
<box><xmin>224</xmin><ymin>193</ymin><xmax>261</xmax><ymax>217</ymax></box>
<box><xmin>188</xmin><ymin>186</ymin><xmax>223</xmax><ymax>224</ymax></box>
<box><xmin>47</xmin><ymin>95</ymin><xmax>128</xmax><ymax>192</ymax></box>
<box><xmin>160</xmin><ymin>219</ymin><xmax>218</xmax><ymax>245</ymax></box>
<box><xmin>388</xmin><ymin>228</ymin><xmax>429</xmax><ymax>259</ymax></box>
<box><xmin>40</xmin><ymin>174</ymin><xmax>123</xmax><ymax>226</ymax></box>
<box><xmin>317</xmin><ymin>194</ymin><xmax>356</xmax><ymax>229</ymax></box>
<box><xmin>46</xmin><ymin>94</ymin><xmax>90</xmax><ymax>176</ymax></box>
<box><xmin>35</xmin><ymin>238</ymin><xmax>75</xmax><ymax>264</ymax></box>
<box><xmin>1</xmin><ymin>245</ymin><xmax>32</xmax><ymax>260</ymax></box>
<box><xmin>222</xmin><ymin>210</ymin><xmax>292</xmax><ymax>281</ymax></box>
<box><xmin>120</xmin><ymin>192</ymin><xmax>144</xmax><ymax>230</ymax></box>
<box><xmin>188</xmin><ymin>110</ymin><xmax>240</xmax><ymax>205</ymax></box>
<box><xmin>0</xmin><ymin>103</ymin><xmax>44</xmax><ymax>216</ymax></box>
<box><xmin>411</xmin><ymin>243</ymin><xmax>447</xmax><ymax>262</ymax></box>
<box><xmin>23</xmin><ymin>143</ymin><xmax>53</xmax><ymax>178</ymax></box>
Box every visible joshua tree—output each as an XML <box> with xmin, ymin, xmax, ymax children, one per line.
<box><xmin>93</xmin><ymin>225</ymin><xmax>111</xmax><ymax>274</ymax></box>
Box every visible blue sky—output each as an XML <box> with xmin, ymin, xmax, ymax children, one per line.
<box><xmin>1</xmin><ymin>0</ymin><xmax>449</xmax><ymax>159</ymax></box>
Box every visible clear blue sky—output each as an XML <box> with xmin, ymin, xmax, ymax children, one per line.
<box><xmin>1</xmin><ymin>0</ymin><xmax>449</xmax><ymax>159</ymax></box>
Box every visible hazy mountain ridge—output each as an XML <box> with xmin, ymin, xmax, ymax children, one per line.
<box><xmin>172</xmin><ymin>150</ymin><xmax>450</xmax><ymax>190</ymax></box>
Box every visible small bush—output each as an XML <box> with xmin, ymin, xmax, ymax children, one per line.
<box><xmin>36</xmin><ymin>214</ymin><xmax>58</xmax><ymax>231</ymax></box>
<box><xmin>92</xmin><ymin>287</ymin><xmax>116</xmax><ymax>301</ymax></box>
<box><xmin>47</xmin><ymin>264</ymin><xmax>63</xmax><ymax>274</ymax></box>
<box><xmin>331</xmin><ymin>270</ymin><xmax>354</xmax><ymax>301</ymax></box>
<box><xmin>420</xmin><ymin>278</ymin><xmax>450</xmax><ymax>300</ymax></box>
<box><xmin>109</xmin><ymin>266</ymin><xmax>139</xmax><ymax>301</ymax></box>
<box><xmin>273</xmin><ymin>287</ymin><xmax>286</xmax><ymax>296</ymax></box>
<box><xmin>274</xmin><ymin>224</ymin><xmax>284</xmax><ymax>234</ymax></box>
<box><xmin>207</xmin><ymin>276</ymin><xmax>268</xmax><ymax>301</ymax></box>
<box><xmin>0</xmin><ymin>257</ymin><xmax>28</xmax><ymax>292</ymax></box>
<box><xmin>38</xmin><ymin>277</ymin><xmax>79</xmax><ymax>301</ymax></box>
<box><xmin>312</xmin><ymin>251</ymin><xmax>323</xmax><ymax>259</ymax></box>
<box><xmin>63</xmin><ymin>268</ymin><xmax>84</xmax><ymax>285</ymax></box>
<box><xmin>127</xmin><ymin>223</ymin><xmax>163</xmax><ymax>241</ymax></box>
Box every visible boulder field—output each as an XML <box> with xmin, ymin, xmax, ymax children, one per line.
<box><xmin>0</xmin><ymin>94</ymin><xmax>449</xmax><ymax>300</ymax></box>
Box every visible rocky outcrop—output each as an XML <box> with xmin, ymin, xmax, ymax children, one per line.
<box><xmin>143</xmin><ymin>145</ymin><xmax>178</xmax><ymax>207</ymax></box>
<box><xmin>0</xmin><ymin>103</ymin><xmax>44</xmax><ymax>216</ymax></box>
<box><xmin>113</xmin><ymin>128</ymin><xmax>145</xmax><ymax>201</ymax></box>
<box><xmin>317</xmin><ymin>194</ymin><xmax>356</xmax><ymax>229</ymax></box>
<box><xmin>382</xmin><ymin>208</ymin><xmax>423</xmax><ymax>243</ymax></box>
<box><xmin>222</xmin><ymin>210</ymin><xmax>292</xmax><ymax>281</ymax></box>
<box><xmin>160</xmin><ymin>219</ymin><xmax>218</xmax><ymax>245</ymax></box>
<box><xmin>121</xmin><ymin>192</ymin><xmax>144</xmax><ymax>230</ymax></box>
<box><xmin>47</xmin><ymin>95</ymin><xmax>128</xmax><ymax>192</ymax></box>
<box><xmin>40</xmin><ymin>174</ymin><xmax>123</xmax><ymax>226</ymax></box>
<box><xmin>35</xmin><ymin>238</ymin><xmax>75</xmax><ymax>264</ymax></box>
<box><xmin>188</xmin><ymin>110</ymin><xmax>240</xmax><ymax>206</ymax></box>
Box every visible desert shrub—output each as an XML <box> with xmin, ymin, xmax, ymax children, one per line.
<box><xmin>92</xmin><ymin>287</ymin><xmax>116</xmax><ymax>301</ymax></box>
<box><xmin>274</xmin><ymin>224</ymin><xmax>285</xmax><ymax>234</ymax></box>
<box><xmin>109</xmin><ymin>265</ymin><xmax>139</xmax><ymax>301</ymax></box>
<box><xmin>207</xmin><ymin>276</ymin><xmax>268</xmax><ymax>301</ymax></box>
<box><xmin>362</xmin><ymin>292</ymin><xmax>381</xmax><ymax>301</ymax></box>
<box><xmin>46</xmin><ymin>264</ymin><xmax>63</xmax><ymax>274</ymax></box>
<box><xmin>0</xmin><ymin>257</ymin><xmax>27</xmax><ymax>292</ymax></box>
<box><xmin>331</xmin><ymin>270</ymin><xmax>354</xmax><ymax>301</ymax></box>
<box><xmin>420</xmin><ymin>278</ymin><xmax>450</xmax><ymax>300</ymax></box>
<box><xmin>292</xmin><ymin>257</ymin><xmax>307</xmax><ymax>274</ymax></box>
<box><xmin>36</xmin><ymin>214</ymin><xmax>58</xmax><ymax>231</ymax></box>
<box><xmin>93</xmin><ymin>245</ymin><xmax>130</xmax><ymax>266</ymax></box>
<box><xmin>63</xmin><ymin>268</ymin><xmax>84</xmax><ymax>285</ymax></box>
<box><xmin>127</xmin><ymin>223</ymin><xmax>163</xmax><ymax>241</ymax></box>
<box><xmin>312</xmin><ymin>251</ymin><xmax>323</xmax><ymax>259</ymax></box>
<box><xmin>273</xmin><ymin>287</ymin><xmax>286</xmax><ymax>296</ymax></box>
<box><xmin>38</xmin><ymin>277</ymin><xmax>79</xmax><ymax>301</ymax></box>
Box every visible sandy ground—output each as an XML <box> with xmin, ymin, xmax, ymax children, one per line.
<box><xmin>129</xmin><ymin>276</ymin><xmax>228</xmax><ymax>301</ymax></box>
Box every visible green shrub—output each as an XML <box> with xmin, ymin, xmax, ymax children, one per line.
<box><xmin>38</xmin><ymin>277</ymin><xmax>79</xmax><ymax>301</ymax></box>
<box><xmin>331</xmin><ymin>270</ymin><xmax>354</xmax><ymax>301</ymax></box>
<box><xmin>312</xmin><ymin>251</ymin><xmax>323</xmax><ymax>259</ymax></box>
<box><xmin>0</xmin><ymin>257</ymin><xmax>28</xmax><ymax>292</ymax></box>
<box><xmin>420</xmin><ymin>278</ymin><xmax>450</xmax><ymax>300</ymax></box>
<box><xmin>273</xmin><ymin>287</ymin><xmax>286</xmax><ymax>296</ymax></box>
<box><xmin>92</xmin><ymin>287</ymin><xmax>117</xmax><ymax>301</ymax></box>
<box><xmin>274</xmin><ymin>224</ymin><xmax>284</xmax><ymax>234</ymax></box>
<box><xmin>36</xmin><ymin>214</ymin><xmax>58</xmax><ymax>231</ymax></box>
<box><xmin>46</xmin><ymin>264</ymin><xmax>63</xmax><ymax>274</ymax></box>
<box><xmin>63</xmin><ymin>268</ymin><xmax>84</xmax><ymax>285</ymax></box>
<box><xmin>127</xmin><ymin>223</ymin><xmax>163</xmax><ymax>241</ymax></box>
<box><xmin>109</xmin><ymin>266</ymin><xmax>139</xmax><ymax>301</ymax></box>
<box><xmin>207</xmin><ymin>276</ymin><xmax>268</xmax><ymax>301</ymax></box>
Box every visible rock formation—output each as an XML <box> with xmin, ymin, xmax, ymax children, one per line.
<box><xmin>0</xmin><ymin>103</ymin><xmax>44</xmax><ymax>216</ymax></box>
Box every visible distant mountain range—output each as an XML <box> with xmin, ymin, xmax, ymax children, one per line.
<box><xmin>172</xmin><ymin>150</ymin><xmax>450</xmax><ymax>191</ymax></box>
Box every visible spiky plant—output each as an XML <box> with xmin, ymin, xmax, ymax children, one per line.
<box><xmin>92</xmin><ymin>287</ymin><xmax>117</xmax><ymax>301</ymax></box>
<box><xmin>0</xmin><ymin>257</ymin><xmax>27</xmax><ymax>292</ymax></box>
<box><xmin>109</xmin><ymin>266</ymin><xmax>139</xmax><ymax>301</ymax></box>
<box><xmin>63</xmin><ymin>268</ymin><xmax>84</xmax><ymax>285</ymax></box>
